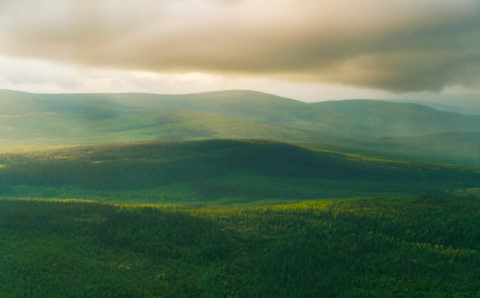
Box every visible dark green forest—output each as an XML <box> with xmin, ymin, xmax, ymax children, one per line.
<box><xmin>0</xmin><ymin>140</ymin><xmax>478</xmax><ymax>204</ymax></box>
<box><xmin>1</xmin><ymin>90</ymin><xmax>480</xmax><ymax>296</ymax></box>
<box><xmin>0</xmin><ymin>139</ymin><xmax>479</xmax><ymax>296</ymax></box>
<box><xmin>1</xmin><ymin>196</ymin><xmax>480</xmax><ymax>297</ymax></box>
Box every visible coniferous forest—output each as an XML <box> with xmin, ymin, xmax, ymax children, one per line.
<box><xmin>2</xmin><ymin>196</ymin><xmax>480</xmax><ymax>297</ymax></box>
<box><xmin>1</xmin><ymin>2</ymin><xmax>480</xmax><ymax>293</ymax></box>
<box><xmin>0</xmin><ymin>138</ymin><xmax>480</xmax><ymax>297</ymax></box>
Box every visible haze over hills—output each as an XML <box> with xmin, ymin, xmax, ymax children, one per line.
<box><xmin>44</xmin><ymin>90</ymin><xmax>480</xmax><ymax>138</ymax></box>
<box><xmin>3</xmin><ymin>0</ymin><xmax>480</xmax><ymax>296</ymax></box>
<box><xmin>0</xmin><ymin>89</ymin><xmax>330</xmax><ymax>145</ymax></box>
<box><xmin>316</xmin><ymin>100</ymin><xmax>480</xmax><ymax>137</ymax></box>
<box><xmin>1</xmin><ymin>89</ymin><xmax>480</xmax><ymax>164</ymax></box>
<box><xmin>399</xmin><ymin>95</ymin><xmax>480</xmax><ymax>115</ymax></box>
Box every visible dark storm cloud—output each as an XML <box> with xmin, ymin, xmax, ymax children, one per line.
<box><xmin>0</xmin><ymin>0</ymin><xmax>479</xmax><ymax>92</ymax></box>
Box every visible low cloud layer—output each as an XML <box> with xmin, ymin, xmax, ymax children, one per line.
<box><xmin>1</xmin><ymin>0</ymin><xmax>479</xmax><ymax>92</ymax></box>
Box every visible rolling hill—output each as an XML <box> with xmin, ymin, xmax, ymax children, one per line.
<box><xmin>1</xmin><ymin>89</ymin><xmax>480</xmax><ymax>165</ymax></box>
<box><xmin>0</xmin><ymin>90</ymin><xmax>322</xmax><ymax>145</ymax></box>
<box><xmin>0</xmin><ymin>140</ymin><xmax>478</xmax><ymax>204</ymax></box>
<box><xmin>366</xmin><ymin>132</ymin><xmax>480</xmax><ymax>165</ymax></box>
<box><xmin>3</xmin><ymin>89</ymin><xmax>480</xmax><ymax>140</ymax></box>
<box><xmin>309</xmin><ymin>131</ymin><xmax>480</xmax><ymax>166</ymax></box>
<box><xmin>400</xmin><ymin>95</ymin><xmax>480</xmax><ymax>115</ymax></box>
<box><xmin>1</xmin><ymin>90</ymin><xmax>480</xmax><ymax>297</ymax></box>
<box><xmin>45</xmin><ymin>90</ymin><xmax>480</xmax><ymax>138</ymax></box>
<box><xmin>315</xmin><ymin>99</ymin><xmax>480</xmax><ymax>137</ymax></box>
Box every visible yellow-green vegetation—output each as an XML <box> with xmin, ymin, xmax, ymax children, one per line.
<box><xmin>455</xmin><ymin>188</ymin><xmax>480</xmax><ymax>199</ymax></box>
<box><xmin>1</xmin><ymin>195</ymin><xmax>480</xmax><ymax>297</ymax></box>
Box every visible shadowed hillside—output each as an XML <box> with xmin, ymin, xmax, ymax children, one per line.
<box><xmin>0</xmin><ymin>140</ymin><xmax>478</xmax><ymax>204</ymax></box>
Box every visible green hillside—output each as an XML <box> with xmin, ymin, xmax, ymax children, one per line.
<box><xmin>1</xmin><ymin>89</ymin><xmax>480</xmax><ymax>165</ymax></box>
<box><xmin>0</xmin><ymin>91</ymin><xmax>322</xmax><ymax>146</ymax></box>
<box><xmin>47</xmin><ymin>90</ymin><xmax>337</xmax><ymax>128</ymax></box>
<box><xmin>401</xmin><ymin>95</ymin><xmax>480</xmax><ymax>115</ymax></box>
<box><xmin>369</xmin><ymin>132</ymin><xmax>480</xmax><ymax>165</ymax></box>
<box><xmin>1</xmin><ymin>90</ymin><xmax>480</xmax><ymax>296</ymax></box>
<box><xmin>0</xmin><ymin>90</ymin><xmax>349</xmax><ymax>147</ymax></box>
<box><xmin>307</xmin><ymin>131</ymin><xmax>480</xmax><ymax>166</ymax></box>
<box><xmin>2</xmin><ymin>195</ymin><xmax>480</xmax><ymax>297</ymax></box>
<box><xmin>49</xmin><ymin>90</ymin><xmax>480</xmax><ymax>138</ymax></box>
<box><xmin>316</xmin><ymin>99</ymin><xmax>480</xmax><ymax>137</ymax></box>
<box><xmin>3</xmin><ymin>89</ymin><xmax>480</xmax><ymax>142</ymax></box>
<box><xmin>0</xmin><ymin>140</ymin><xmax>478</xmax><ymax>204</ymax></box>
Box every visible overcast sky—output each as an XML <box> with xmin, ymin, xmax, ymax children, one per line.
<box><xmin>0</xmin><ymin>0</ymin><xmax>479</xmax><ymax>101</ymax></box>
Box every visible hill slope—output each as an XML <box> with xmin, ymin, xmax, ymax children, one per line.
<box><xmin>2</xmin><ymin>89</ymin><xmax>480</xmax><ymax>143</ymax></box>
<box><xmin>0</xmin><ymin>90</ymin><xmax>335</xmax><ymax>145</ymax></box>
<box><xmin>48</xmin><ymin>90</ymin><xmax>480</xmax><ymax>138</ymax></box>
<box><xmin>315</xmin><ymin>99</ymin><xmax>480</xmax><ymax>137</ymax></box>
<box><xmin>369</xmin><ymin>132</ymin><xmax>480</xmax><ymax>165</ymax></box>
<box><xmin>0</xmin><ymin>140</ymin><xmax>478</xmax><ymax>204</ymax></box>
<box><xmin>1</xmin><ymin>89</ymin><xmax>480</xmax><ymax>165</ymax></box>
<box><xmin>400</xmin><ymin>95</ymin><xmax>480</xmax><ymax>115</ymax></box>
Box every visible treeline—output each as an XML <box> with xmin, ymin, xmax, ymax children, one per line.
<box><xmin>1</xmin><ymin>195</ymin><xmax>480</xmax><ymax>296</ymax></box>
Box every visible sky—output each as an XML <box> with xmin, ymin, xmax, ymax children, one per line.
<box><xmin>0</xmin><ymin>0</ymin><xmax>479</xmax><ymax>102</ymax></box>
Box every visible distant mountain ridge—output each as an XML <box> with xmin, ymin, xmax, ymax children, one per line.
<box><xmin>3</xmin><ymin>89</ymin><xmax>480</xmax><ymax>136</ymax></box>
<box><xmin>1</xmin><ymin>89</ymin><xmax>480</xmax><ymax>164</ymax></box>
<box><xmin>316</xmin><ymin>99</ymin><xmax>480</xmax><ymax>137</ymax></box>
<box><xmin>398</xmin><ymin>95</ymin><xmax>480</xmax><ymax>115</ymax></box>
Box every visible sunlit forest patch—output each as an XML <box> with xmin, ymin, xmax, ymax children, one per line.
<box><xmin>1</xmin><ymin>196</ymin><xmax>480</xmax><ymax>297</ymax></box>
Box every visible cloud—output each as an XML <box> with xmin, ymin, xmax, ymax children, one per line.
<box><xmin>1</xmin><ymin>0</ymin><xmax>479</xmax><ymax>92</ymax></box>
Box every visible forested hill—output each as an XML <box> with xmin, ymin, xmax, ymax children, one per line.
<box><xmin>1</xmin><ymin>89</ymin><xmax>480</xmax><ymax>143</ymax></box>
<box><xmin>0</xmin><ymin>140</ymin><xmax>478</xmax><ymax>204</ymax></box>
<box><xmin>2</xmin><ymin>89</ymin><xmax>480</xmax><ymax>165</ymax></box>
